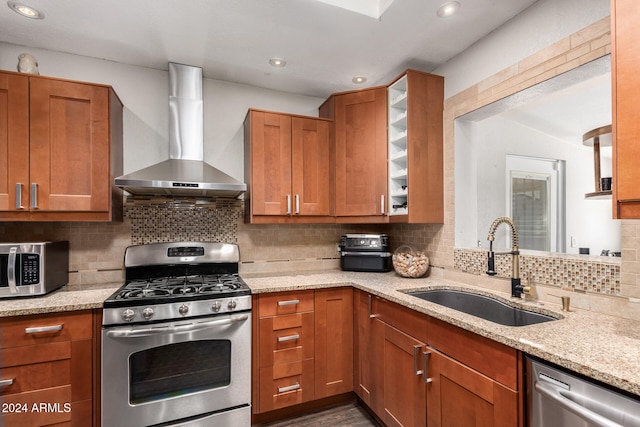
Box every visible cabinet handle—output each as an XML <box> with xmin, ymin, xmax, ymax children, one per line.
<box><xmin>278</xmin><ymin>383</ymin><xmax>301</xmax><ymax>393</ymax></box>
<box><xmin>413</xmin><ymin>345</ymin><xmax>424</xmax><ymax>376</ymax></box>
<box><xmin>15</xmin><ymin>183</ymin><xmax>24</xmax><ymax>209</ymax></box>
<box><xmin>0</xmin><ymin>378</ymin><xmax>15</xmax><ymax>387</ymax></box>
<box><xmin>368</xmin><ymin>294</ymin><xmax>377</xmax><ymax>318</ymax></box>
<box><xmin>278</xmin><ymin>333</ymin><xmax>300</xmax><ymax>342</ymax></box>
<box><xmin>423</xmin><ymin>350</ymin><xmax>433</xmax><ymax>383</ymax></box>
<box><xmin>295</xmin><ymin>194</ymin><xmax>300</xmax><ymax>214</ymax></box>
<box><xmin>25</xmin><ymin>324</ymin><xmax>63</xmax><ymax>334</ymax></box>
<box><xmin>277</xmin><ymin>299</ymin><xmax>300</xmax><ymax>306</ymax></box>
<box><xmin>7</xmin><ymin>247</ymin><xmax>18</xmax><ymax>294</ymax></box>
<box><xmin>286</xmin><ymin>194</ymin><xmax>292</xmax><ymax>215</ymax></box>
<box><xmin>381</xmin><ymin>195</ymin><xmax>385</xmax><ymax>215</ymax></box>
<box><xmin>31</xmin><ymin>183</ymin><xmax>38</xmax><ymax>209</ymax></box>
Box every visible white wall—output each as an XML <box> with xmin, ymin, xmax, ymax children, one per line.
<box><xmin>434</xmin><ymin>0</ymin><xmax>610</xmax><ymax>98</ymax></box>
<box><xmin>0</xmin><ymin>42</ymin><xmax>324</xmax><ymax>180</ymax></box>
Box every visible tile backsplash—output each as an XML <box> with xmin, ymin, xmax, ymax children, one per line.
<box><xmin>454</xmin><ymin>247</ymin><xmax>621</xmax><ymax>295</ymax></box>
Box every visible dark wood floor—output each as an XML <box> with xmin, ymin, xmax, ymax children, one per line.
<box><xmin>261</xmin><ymin>402</ymin><xmax>381</xmax><ymax>427</ymax></box>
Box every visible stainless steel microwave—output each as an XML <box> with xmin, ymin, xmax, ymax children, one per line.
<box><xmin>0</xmin><ymin>241</ymin><xmax>69</xmax><ymax>298</ymax></box>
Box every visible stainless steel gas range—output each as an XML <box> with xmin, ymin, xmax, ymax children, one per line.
<box><xmin>101</xmin><ymin>242</ymin><xmax>252</xmax><ymax>427</ymax></box>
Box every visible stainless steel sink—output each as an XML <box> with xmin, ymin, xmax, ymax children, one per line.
<box><xmin>405</xmin><ymin>289</ymin><xmax>559</xmax><ymax>326</ymax></box>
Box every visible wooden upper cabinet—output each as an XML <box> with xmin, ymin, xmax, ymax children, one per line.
<box><xmin>387</xmin><ymin>70</ymin><xmax>444</xmax><ymax>223</ymax></box>
<box><xmin>321</xmin><ymin>87</ymin><xmax>388</xmax><ymax>222</ymax></box>
<box><xmin>0</xmin><ymin>70</ymin><xmax>123</xmax><ymax>222</ymax></box>
<box><xmin>0</xmin><ymin>72</ymin><xmax>29</xmax><ymax>218</ymax></box>
<box><xmin>611</xmin><ymin>0</ymin><xmax>640</xmax><ymax>218</ymax></box>
<box><xmin>244</xmin><ymin>109</ymin><xmax>333</xmax><ymax>223</ymax></box>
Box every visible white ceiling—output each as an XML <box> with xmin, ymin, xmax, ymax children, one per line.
<box><xmin>0</xmin><ymin>0</ymin><xmax>539</xmax><ymax>97</ymax></box>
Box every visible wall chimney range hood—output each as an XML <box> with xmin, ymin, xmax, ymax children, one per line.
<box><xmin>115</xmin><ymin>63</ymin><xmax>246</xmax><ymax>198</ymax></box>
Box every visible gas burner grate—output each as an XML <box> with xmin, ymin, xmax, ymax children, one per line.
<box><xmin>111</xmin><ymin>273</ymin><xmax>249</xmax><ymax>301</ymax></box>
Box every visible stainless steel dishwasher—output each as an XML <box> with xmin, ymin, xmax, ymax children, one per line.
<box><xmin>527</xmin><ymin>356</ymin><xmax>640</xmax><ymax>427</ymax></box>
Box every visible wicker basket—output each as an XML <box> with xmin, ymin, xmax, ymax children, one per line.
<box><xmin>392</xmin><ymin>245</ymin><xmax>429</xmax><ymax>278</ymax></box>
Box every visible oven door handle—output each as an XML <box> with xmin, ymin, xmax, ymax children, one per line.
<box><xmin>105</xmin><ymin>314</ymin><xmax>249</xmax><ymax>338</ymax></box>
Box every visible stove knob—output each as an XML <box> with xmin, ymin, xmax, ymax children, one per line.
<box><xmin>142</xmin><ymin>307</ymin><xmax>154</xmax><ymax>320</ymax></box>
<box><xmin>228</xmin><ymin>299</ymin><xmax>237</xmax><ymax>310</ymax></box>
<box><xmin>122</xmin><ymin>309</ymin><xmax>135</xmax><ymax>322</ymax></box>
<box><xmin>211</xmin><ymin>301</ymin><xmax>222</xmax><ymax>312</ymax></box>
<box><xmin>178</xmin><ymin>304</ymin><xmax>189</xmax><ymax>316</ymax></box>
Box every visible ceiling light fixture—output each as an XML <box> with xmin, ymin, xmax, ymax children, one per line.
<box><xmin>352</xmin><ymin>76</ymin><xmax>367</xmax><ymax>84</ymax></box>
<box><xmin>268</xmin><ymin>58</ymin><xmax>287</xmax><ymax>68</ymax></box>
<box><xmin>7</xmin><ymin>1</ymin><xmax>44</xmax><ymax>19</ymax></box>
<box><xmin>436</xmin><ymin>1</ymin><xmax>460</xmax><ymax>18</ymax></box>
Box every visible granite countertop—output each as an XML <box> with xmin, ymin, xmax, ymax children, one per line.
<box><xmin>1</xmin><ymin>271</ymin><xmax>639</xmax><ymax>399</ymax></box>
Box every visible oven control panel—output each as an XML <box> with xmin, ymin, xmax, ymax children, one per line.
<box><xmin>102</xmin><ymin>295</ymin><xmax>252</xmax><ymax>326</ymax></box>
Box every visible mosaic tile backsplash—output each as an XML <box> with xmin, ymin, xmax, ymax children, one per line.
<box><xmin>454</xmin><ymin>248</ymin><xmax>621</xmax><ymax>295</ymax></box>
<box><xmin>125</xmin><ymin>198</ymin><xmax>243</xmax><ymax>245</ymax></box>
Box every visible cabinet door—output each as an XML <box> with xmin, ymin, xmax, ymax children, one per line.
<box><xmin>334</xmin><ymin>87</ymin><xmax>387</xmax><ymax>218</ymax></box>
<box><xmin>612</xmin><ymin>0</ymin><xmax>640</xmax><ymax>218</ymax></box>
<box><xmin>353</xmin><ymin>291</ymin><xmax>383</xmax><ymax>414</ymax></box>
<box><xmin>0</xmin><ymin>72</ymin><xmax>29</xmax><ymax>217</ymax></box>
<box><xmin>426</xmin><ymin>347</ymin><xmax>519</xmax><ymax>427</ymax></box>
<box><xmin>29</xmin><ymin>78</ymin><xmax>111</xmax><ymax>213</ymax></box>
<box><xmin>291</xmin><ymin>117</ymin><xmax>331</xmax><ymax>216</ymax></box>
<box><xmin>382</xmin><ymin>323</ymin><xmax>427</xmax><ymax>427</ymax></box>
<box><xmin>248</xmin><ymin>111</ymin><xmax>293</xmax><ymax>216</ymax></box>
<box><xmin>314</xmin><ymin>288</ymin><xmax>353</xmax><ymax>398</ymax></box>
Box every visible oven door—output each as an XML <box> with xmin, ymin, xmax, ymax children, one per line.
<box><xmin>101</xmin><ymin>312</ymin><xmax>251</xmax><ymax>427</ymax></box>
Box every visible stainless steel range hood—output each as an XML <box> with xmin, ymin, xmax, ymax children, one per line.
<box><xmin>115</xmin><ymin>63</ymin><xmax>246</xmax><ymax>198</ymax></box>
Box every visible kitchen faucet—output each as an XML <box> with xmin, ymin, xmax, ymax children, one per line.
<box><xmin>486</xmin><ymin>216</ymin><xmax>530</xmax><ymax>298</ymax></box>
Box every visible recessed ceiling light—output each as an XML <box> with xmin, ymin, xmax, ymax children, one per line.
<box><xmin>268</xmin><ymin>58</ymin><xmax>287</xmax><ymax>68</ymax></box>
<box><xmin>352</xmin><ymin>76</ymin><xmax>367</xmax><ymax>84</ymax></box>
<box><xmin>7</xmin><ymin>1</ymin><xmax>44</xmax><ymax>19</ymax></box>
<box><xmin>437</xmin><ymin>1</ymin><xmax>460</xmax><ymax>18</ymax></box>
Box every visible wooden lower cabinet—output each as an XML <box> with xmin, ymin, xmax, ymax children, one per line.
<box><xmin>314</xmin><ymin>288</ymin><xmax>353</xmax><ymax>398</ymax></box>
<box><xmin>354</xmin><ymin>291</ymin><xmax>383</xmax><ymax>414</ymax></box>
<box><xmin>253</xmin><ymin>288</ymin><xmax>353</xmax><ymax>415</ymax></box>
<box><xmin>353</xmin><ymin>290</ymin><xmax>522</xmax><ymax>427</ymax></box>
<box><xmin>0</xmin><ymin>310</ymin><xmax>97</xmax><ymax>427</ymax></box>
<box><xmin>426</xmin><ymin>347</ymin><xmax>518</xmax><ymax>426</ymax></box>
<box><xmin>381</xmin><ymin>324</ymin><xmax>427</xmax><ymax>427</ymax></box>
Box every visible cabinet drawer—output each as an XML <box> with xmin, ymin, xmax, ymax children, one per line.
<box><xmin>258</xmin><ymin>359</ymin><xmax>315</xmax><ymax>412</ymax></box>
<box><xmin>1</xmin><ymin>339</ymin><xmax>92</xmax><ymax>401</ymax></box>
<box><xmin>259</xmin><ymin>312</ymin><xmax>314</xmax><ymax>366</ymax></box>
<box><xmin>374</xmin><ymin>296</ymin><xmax>428</xmax><ymax>343</ymax></box>
<box><xmin>0</xmin><ymin>311</ymin><xmax>92</xmax><ymax>349</ymax></box>
<box><xmin>0</xmin><ymin>358</ymin><xmax>70</xmax><ymax>396</ymax></box>
<box><xmin>428</xmin><ymin>316</ymin><xmax>518</xmax><ymax>390</ymax></box>
<box><xmin>0</xmin><ymin>384</ymin><xmax>72</xmax><ymax>426</ymax></box>
<box><xmin>257</xmin><ymin>291</ymin><xmax>314</xmax><ymax>317</ymax></box>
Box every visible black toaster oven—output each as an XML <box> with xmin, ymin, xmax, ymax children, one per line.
<box><xmin>339</xmin><ymin>234</ymin><xmax>391</xmax><ymax>272</ymax></box>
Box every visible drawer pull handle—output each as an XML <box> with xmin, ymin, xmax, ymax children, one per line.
<box><xmin>423</xmin><ymin>350</ymin><xmax>433</xmax><ymax>384</ymax></box>
<box><xmin>0</xmin><ymin>378</ymin><xmax>15</xmax><ymax>387</ymax></box>
<box><xmin>278</xmin><ymin>299</ymin><xmax>300</xmax><ymax>306</ymax></box>
<box><xmin>278</xmin><ymin>333</ymin><xmax>300</xmax><ymax>342</ymax></box>
<box><xmin>413</xmin><ymin>345</ymin><xmax>424</xmax><ymax>376</ymax></box>
<box><xmin>368</xmin><ymin>294</ymin><xmax>377</xmax><ymax>318</ymax></box>
<box><xmin>25</xmin><ymin>324</ymin><xmax>63</xmax><ymax>334</ymax></box>
<box><xmin>278</xmin><ymin>383</ymin><xmax>300</xmax><ymax>393</ymax></box>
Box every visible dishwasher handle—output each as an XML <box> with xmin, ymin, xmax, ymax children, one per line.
<box><xmin>534</xmin><ymin>380</ymin><xmax>624</xmax><ymax>427</ymax></box>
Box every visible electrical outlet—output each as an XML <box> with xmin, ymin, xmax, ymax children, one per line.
<box><xmin>571</xmin><ymin>236</ymin><xmax>578</xmax><ymax>248</ymax></box>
